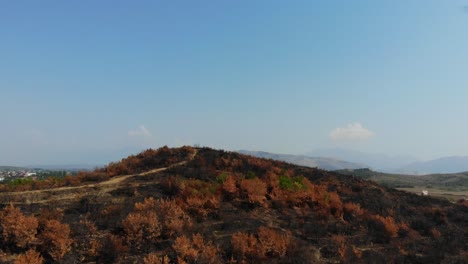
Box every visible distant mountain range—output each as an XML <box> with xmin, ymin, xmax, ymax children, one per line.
<box><xmin>240</xmin><ymin>148</ymin><xmax>468</xmax><ymax>175</ymax></box>
<box><xmin>237</xmin><ymin>150</ymin><xmax>367</xmax><ymax>171</ymax></box>
<box><xmin>307</xmin><ymin>148</ymin><xmax>468</xmax><ymax>174</ymax></box>
<box><xmin>397</xmin><ymin>156</ymin><xmax>468</xmax><ymax>174</ymax></box>
<box><xmin>306</xmin><ymin>148</ymin><xmax>418</xmax><ymax>172</ymax></box>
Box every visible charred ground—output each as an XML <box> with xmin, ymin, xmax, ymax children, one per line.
<box><xmin>0</xmin><ymin>147</ymin><xmax>466</xmax><ymax>263</ymax></box>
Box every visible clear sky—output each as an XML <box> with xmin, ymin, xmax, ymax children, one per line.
<box><xmin>2</xmin><ymin>1</ymin><xmax>468</xmax><ymax>166</ymax></box>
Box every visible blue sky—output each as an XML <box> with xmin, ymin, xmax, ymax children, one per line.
<box><xmin>1</xmin><ymin>1</ymin><xmax>468</xmax><ymax>165</ymax></box>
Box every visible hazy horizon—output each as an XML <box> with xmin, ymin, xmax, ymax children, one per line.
<box><xmin>2</xmin><ymin>1</ymin><xmax>468</xmax><ymax>166</ymax></box>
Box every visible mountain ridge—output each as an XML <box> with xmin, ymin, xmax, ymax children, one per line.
<box><xmin>238</xmin><ymin>150</ymin><xmax>368</xmax><ymax>171</ymax></box>
<box><xmin>397</xmin><ymin>156</ymin><xmax>468</xmax><ymax>174</ymax></box>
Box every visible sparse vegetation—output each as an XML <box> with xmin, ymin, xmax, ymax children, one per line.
<box><xmin>0</xmin><ymin>147</ymin><xmax>466</xmax><ymax>263</ymax></box>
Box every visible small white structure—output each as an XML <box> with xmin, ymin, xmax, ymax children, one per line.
<box><xmin>421</xmin><ymin>190</ymin><xmax>429</xmax><ymax>196</ymax></box>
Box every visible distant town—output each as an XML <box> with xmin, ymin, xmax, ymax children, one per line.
<box><xmin>0</xmin><ymin>167</ymin><xmax>73</xmax><ymax>183</ymax></box>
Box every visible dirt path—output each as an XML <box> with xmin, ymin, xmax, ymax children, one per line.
<box><xmin>0</xmin><ymin>149</ymin><xmax>198</xmax><ymax>204</ymax></box>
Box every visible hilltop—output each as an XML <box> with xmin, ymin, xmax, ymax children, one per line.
<box><xmin>0</xmin><ymin>146</ymin><xmax>466</xmax><ymax>263</ymax></box>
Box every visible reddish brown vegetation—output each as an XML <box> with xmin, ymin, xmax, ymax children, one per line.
<box><xmin>231</xmin><ymin>227</ymin><xmax>291</xmax><ymax>261</ymax></box>
<box><xmin>14</xmin><ymin>249</ymin><xmax>44</xmax><ymax>264</ymax></box>
<box><xmin>240</xmin><ymin>178</ymin><xmax>267</xmax><ymax>206</ymax></box>
<box><xmin>74</xmin><ymin>215</ymin><xmax>100</xmax><ymax>259</ymax></box>
<box><xmin>123</xmin><ymin>197</ymin><xmax>190</xmax><ymax>250</ymax></box>
<box><xmin>102</xmin><ymin>146</ymin><xmax>195</xmax><ymax>177</ymax></box>
<box><xmin>369</xmin><ymin>214</ymin><xmax>400</xmax><ymax>239</ymax></box>
<box><xmin>122</xmin><ymin>198</ymin><xmax>161</xmax><ymax>250</ymax></box>
<box><xmin>173</xmin><ymin>233</ymin><xmax>219</xmax><ymax>264</ymax></box>
<box><xmin>221</xmin><ymin>175</ymin><xmax>238</xmax><ymax>198</ymax></box>
<box><xmin>177</xmin><ymin>179</ymin><xmax>221</xmax><ymax>219</ymax></box>
<box><xmin>143</xmin><ymin>253</ymin><xmax>170</xmax><ymax>264</ymax></box>
<box><xmin>0</xmin><ymin>147</ymin><xmax>466</xmax><ymax>263</ymax></box>
<box><xmin>38</xmin><ymin>220</ymin><xmax>72</xmax><ymax>261</ymax></box>
<box><xmin>0</xmin><ymin>204</ymin><xmax>38</xmax><ymax>249</ymax></box>
<box><xmin>0</xmin><ymin>204</ymin><xmax>74</xmax><ymax>263</ymax></box>
<box><xmin>343</xmin><ymin>202</ymin><xmax>365</xmax><ymax>217</ymax></box>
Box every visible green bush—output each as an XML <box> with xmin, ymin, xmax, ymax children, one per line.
<box><xmin>216</xmin><ymin>172</ymin><xmax>229</xmax><ymax>183</ymax></box>
<box><xmin>279</xmin><ymin>175</ymin><xmax>293</xmax><ymax>190</ymax></box>
<box><xmin>245</xmin><ymin>172</ymin><xmax>256</xmax><ymax>179</ymax></box>
<box><xmin>279</xmin><ymin>175</ymin><xmax>306</xmax><ymax>191</ymax></box>
<box><xmin>7</xmin><ymin>178</ymin><xmax>34</xmax><ymax>187</ymax></box>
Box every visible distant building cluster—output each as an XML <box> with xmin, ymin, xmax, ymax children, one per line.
<box><xmin>0</xmin><ymin>169</ymin><xmax>39</xmax><ymax>182</ymax></box>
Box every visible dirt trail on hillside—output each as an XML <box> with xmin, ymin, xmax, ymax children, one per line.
<box><xmin>0</xmin><ymin>149</ymin><xmax>198</xmax><ymax>204</ymax></box>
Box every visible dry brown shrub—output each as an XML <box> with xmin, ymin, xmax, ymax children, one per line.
<box><xmin>240</xmin><ymin>178</ymin><xmax>267</xmax><ymax>205</ymax></box>
<box><xmin>157</xmin><ymin>198</ymin><xmax>190</xmax><ymax>237</ymax></box>
<box><xmin>331</xmin><ymin>235</ymin><xmax>362</xmax><ymax>262</ymax></box>
<box><xmin>222</xmin><ymin>175</ymin><xmax>238</xmax><ymax>197</ymax></box>
<box><xmin>134</xmin><ymin>196</ymin><xmax>157</xmax><ymax>211</ymax></box>
<box><xmin>37</xmin><ymin>208</ymin><xmax>64</xmax><ymax>227</ymax></box>
<box><xmin>173</xmin><ymin>235</ymin><xmax>198</xmax><ymax>261</ymax></box>
<box><xmin>185</xmin><ymin>196</ymin><xmax>209</xmax><ymax>218</ymax></box>
<box><xmin>14</xmin><ymin>249</ymin><xmax>44</xmax><ymax>264</ymax></box>
<box><xmin>123</xmin><ymin>197</ymin><xmax>160</xmax><ymax>247</ymax></box>
<box><xmin>370</xmin><ymin>215</ymin><xmax>399</xmax><ymax>238</ymax></box>
<box><xmin>0</xmin><ymin>203</ymin><xmax>38</xmax><ymax>249</ymax></box>
<box><xmin>173</xmin><ymin>233</ymin><xmax>219</xmax><ymax>264</ymax></box>
<box><xmin>177</xmin><ymin>180</ymin><xmax>221</xmax><ymax>219</ymax></box>
<box><xmin>79</xmin><ymin>215</ymin><xmax>98</xmax><ymax>235</ymax></box>
<box><xmin>123</xmin><ymin>197</ymin><xmax>191</xmax><ymax>249</ymax></box>
<box><xmin>143</xmin><ymin>253</ymin><xmax>170</xmax><ymax>264</ymax></box>
<box><xmin>38</xmin><ymin>219</ymin><xmax>72</xmax><ymax>261</ymax></box>
<box><xmin>232</xmin><ymin>227</ymin><xmax>291</xmax><ymax>260</ymax></box>
<box><xmin>399</xmin><ymin>221</ymin><xmax>411</xmax><ymax>232</ymax></box>
<box><xmin>231</xmin><ymin>232</ymin><xmax>258</xmax><ymax>259</ymax></box>
<box><xmin>122</xmin><ymin>211</ymin><xmax>161</xmax><ymax>248</ymax></box>
<box><xmin>269</xmin><ymin>186</ymin><xmax>283</xmax><ymax>202</ymax></box>
<box><xmin>264</xmin><ymin>171</ymin><xmax>279</xmax><ymax>190</ymax></box>
<box><xmin>184</xmin><ymin>195</ymin><xmax>220</xmax><ymax>219</ymax></box>
<box><xmin>343</xmin><ymin>202</ymin><xmax>365</xmax><ymax>217</ymax></box>
<box><xmin>311</xmin><ymin>185</ymin><xmax>344</xmax><ymax>219</ymax></box>
<box><xmin>257</xmin><ymin>227</ymin><xmax>291</xmax><ymax>258</ymax></box>
<box><xmin>279</xmin><ymin>178</ymin><xmax>315</xmax><ymax>207</ymax></box>
<box><xmin>74</xmin><ymin>215</ymin><xmax>100</xmax><ymax>258</ymax></box>
<box><xmin>327</xmin><ymin>191</ymin><xmax>344</xmax><ymax>218</ymax></box>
